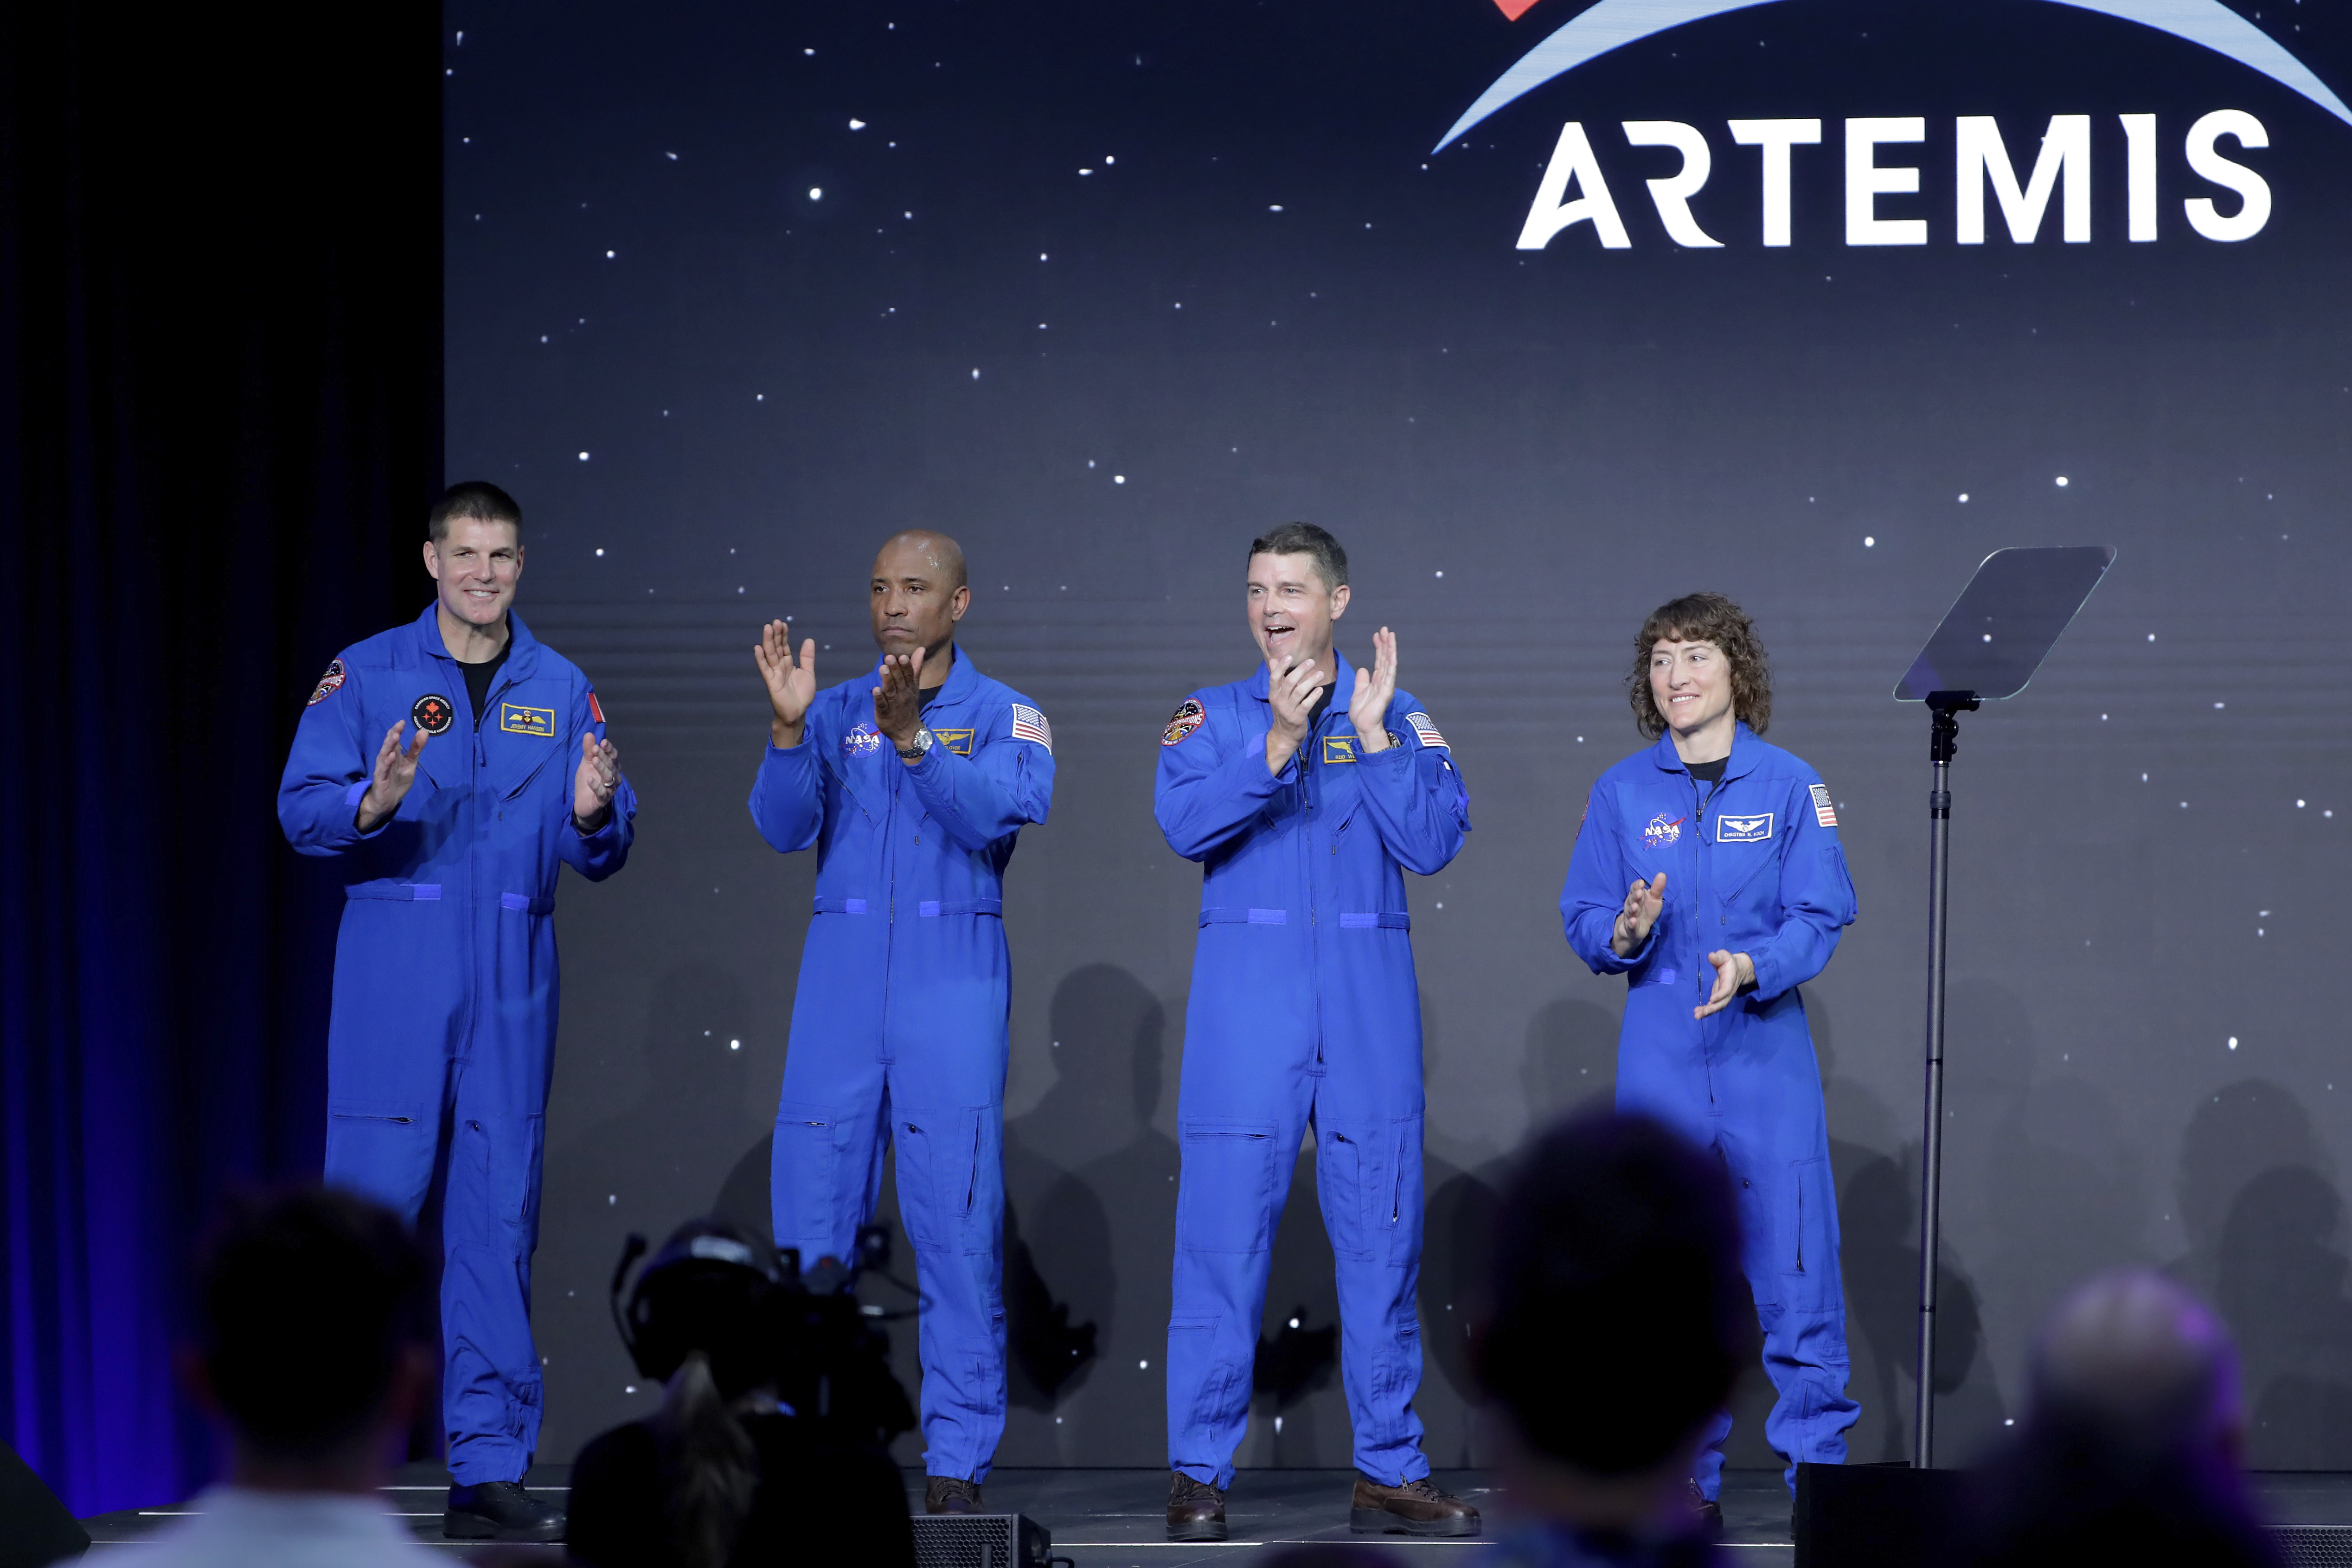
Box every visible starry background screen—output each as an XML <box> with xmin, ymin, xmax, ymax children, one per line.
<box><xmin>445</xmin><ymin>0</ymin><xmax>2352</xmax><ymax>1470</ymax></box>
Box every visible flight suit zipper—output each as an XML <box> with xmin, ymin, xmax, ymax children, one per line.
<box><xmin>1304</xmin><ymin>707</ymin><xmax>1325</xmax><ymax>1069</ymax></box>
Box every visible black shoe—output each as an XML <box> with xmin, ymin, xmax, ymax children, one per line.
<box><xmin>926</xmin><ymin>1476</ymin><xmax>984</xmax><ymax>1515</ymax></box>
<box><xmin>444</xmin><ymin>1479</ymin><xmax>565</xmax><ymax>1543</ymax></box>
<box><xmin>1167</xmin><ymin>1471</ymin><xmax>1228</xmax><ymax>1542</ymax></box>
<box><xmin>1687</xmin><ymin>1480</ymin><xmax>1723</xmax><ymax>1541</ymax></box>
<box><xmin>1350</xmin><ymin>1475</ymin><xmax>1481</xmax><ymax>1538</ymax></box>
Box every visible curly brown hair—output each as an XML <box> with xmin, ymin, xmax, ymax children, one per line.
<box><xmin>1628</xmin><ymin>592</ymin><xmax>1772</xmax><ymax>739</ymax></box>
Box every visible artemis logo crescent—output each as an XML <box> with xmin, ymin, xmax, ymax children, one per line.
<box><xmin>1434</xmin><ymin>0</ymin><xmax>2352</xmax><ymax>153</ymax></box>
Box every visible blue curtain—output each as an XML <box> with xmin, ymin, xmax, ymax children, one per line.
<box><xmin>0</xmin><ymin>0</ymin><xmax>441</xmax><ymax>1515</ymax></box>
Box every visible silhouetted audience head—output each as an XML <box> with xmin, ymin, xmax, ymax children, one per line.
<box><xmin>1476</xmin><ymin>1110</ymin><xmax>1752</xmax><ymax>1539</ymax></box>
<box><xmin>192</xmin><ymin>1184</ymin><xmax>430</xmax><ymax>1467</ymax></box>
<box><xmin>1955</xmin><ymin>1268</ymin><xmax>2276</xmax><ymax>1568</ymax></box>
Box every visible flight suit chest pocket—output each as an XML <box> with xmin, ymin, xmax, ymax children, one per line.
<box><xmin>1177</xmin><ymin>1122</ymin><xmax>1282</xmax><ymax>1254</ymax></box>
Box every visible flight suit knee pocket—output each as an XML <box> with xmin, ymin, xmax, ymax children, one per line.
<box><xmin>775</xmin><ymin>1100</ymin><xmax>854</xmax><ymax>1233</ymax></box>
<box><xmin>325</xmin><ymin>1104</ymin><xmax>436</xmax><ymax>1218</ymax></box>
<box><xmin>457</xmin><ymin>1113</ymin><xmax>545</xmax><ymax>1235</ymax></box>
<box><xmin>1780</xmin><ymin>1155</ymin><xmax>1835</xmax><ymax>1311</ymax></box>
<box><xmin>896</xmin><ymin>1106</ymin><xmax>989</xmax><ymax>1254</ymax></box>
<box><xmin>1318</xmin><ymin>1118</ymin><xmax>1421</xmax><ymax>1264</ymax></box>
<box><xmin>1177</xmin><ymin>1122</ymin><xmax>1282</xmax><ymax>1253</ymax></box>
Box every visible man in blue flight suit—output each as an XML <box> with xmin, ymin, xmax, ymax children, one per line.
<box><xmin>750</xmin><ymin>530</ymin><xmax>1054</xmax><ymax>1515</ymax></box>
<box><xmin>1560</xmin><ymin>592</ymin><xmax>1860</xmax><ymax>1528</ymax></box>
<box><xmin>278</xmin><ymin>481</ymin><xmax>634</xmax><ymax>1542</ymax></box>
<box><xmin>1156</xmin><ymin>523</ymin><xmax>1478</xmax><ymax>1542</ymax></box>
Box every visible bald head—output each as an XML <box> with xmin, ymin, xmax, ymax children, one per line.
<box><xmin>875</xmin><ymin>530</ymin><xmax>967</xmax><ymax>593</ymax></box>
<box><xmin>2031</xmin><ymin>1270</ymin><xmax>2240</xmax><ymax>1459</ymax></box>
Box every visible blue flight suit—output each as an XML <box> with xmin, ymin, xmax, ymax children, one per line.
<box><xmin>1156</xmin><ymin>653</ymin><xmax>1470</xmax><ymax>1490</ymax></box>
<box><xmin>1560</xmin><ymin>724</ymin><xmax>1860</xmax><ymax>1498</ymax></box>
<box><xmin>752</xmin><ymin>651</ymin><xmax>1054</xmax><ymax>1483</ymax></box>
<box><xmin>278</xmin><ymin>605</ymin><xmax>635</xmax><ymax>1484</ymax></box>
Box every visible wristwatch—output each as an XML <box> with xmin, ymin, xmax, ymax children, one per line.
<box><xmin>896</xmin><ymin>727</ymin><xmax>935</xmax><ymax>761</ymax></box>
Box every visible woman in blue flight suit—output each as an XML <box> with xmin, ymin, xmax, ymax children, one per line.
<box><xmin>1559</xmin><ymin>592</ymin><xmax>1859</xmax><ymax>1519</ymax></box>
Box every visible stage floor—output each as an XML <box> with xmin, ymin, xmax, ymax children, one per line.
<box><xmin>77</xmin><ymin>1466</ymin><xmax>2352</xmax><ymax>1562</ymax></box>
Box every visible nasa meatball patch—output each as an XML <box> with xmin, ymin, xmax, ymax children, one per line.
<box><xmin>1643</xmin><ymin>813</ymin><xmax>1684</xmax><ymax>848</ymax></box>
<box><xmin>842</xmin><ymin>723</ymin><xmax>886</xmax><ymax>757</ymax></box>
<box><xmin>410</xmin><ymin>693</ymin><xmax>455</xmax><ymax>735</ymax></box>
<box><xmin>1162</xmin><ymin>699</ymin><xmax>1205</xmax><ymax>747</ymax></box>
<box><xmin>307</xmin><ymin>659</ymin><xmax>347</xmax><ymax>706</ymax></box>
<box><xmin>1810</xmin><ymin>783</ymin><xmax>1839</xmax><ymax>828</ymax></box>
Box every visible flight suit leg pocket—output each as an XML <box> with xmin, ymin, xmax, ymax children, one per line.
<box><xmin>1782</xmin><ymin>1155</ymin><xmax>1834</xmax><ymax>1312</ymax></box>
<box><xmin>774</xmin><ymin>1100</ymin><xmax>852</xmax><ymax>1244</ymax></box>
<box><xmin>324</xmin><ymin>1104</ymin><xmax>437</xmax><ymax>1221</ymax></box>
<box><xmin>1177</xmin><ymin>1122</ymin><xmax>1282</xmax><ymax>1254</ymax></box>
<box><xmin>897</xmin><ymin>1106</ymin><xmax>992</xmax><ymax>1256</ymax></box>
<box><xmin>1317</xmin><ymin>1127</ymin><xmax>1371</xmax><ymax>1261</ymax></box>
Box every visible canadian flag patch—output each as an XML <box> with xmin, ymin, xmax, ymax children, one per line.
<box><xmin>1405</xmin><ymin>711</ymin><xmax>1448</xmax><ymax>750</ymax></box>
<box><xmin>1810</xmin><ymin>783</ymin><xmax>1838</xmax><ymax>828</ymax></box>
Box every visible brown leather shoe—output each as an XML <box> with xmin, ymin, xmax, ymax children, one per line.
<box><xmin>1350</xmin><ymin>1475</ymin><xmax>1480</xmax><ymax>1537</ymax></box>
<box><xmin>925</xmin><ymin>1476</ymin><xmax>983</xmax><ymax>1515</ymax></box>
<box><xmin>1167</xmin><ymin>1471</ymin><xmax>1228</xmax><ymax>1542</ymax></box>
<box><xmin>1688</xmin><ymin>1479</ymin><xmax>1724</xmax><ymax>1540</ymax></box>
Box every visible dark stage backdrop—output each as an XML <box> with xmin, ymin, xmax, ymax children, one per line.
<box><xmin>1</xmin><ymin>0</ymin><xmax>441</xmax><ymax>1514</ymax></box>
<box><xmin>444</xmin><ymin>0</ymin><xmax>2352</xmax><ymax>1470</ymax></box>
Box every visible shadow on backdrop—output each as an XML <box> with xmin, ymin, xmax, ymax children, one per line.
<box><xmin>1003</xmin><ymin>963</ymin><xmax>1180</xmax><ymax>1459</ymax></box>
<box><xmin>2175</xmin><ymin>1078</ymin><xmax>2352</xmax><ymax>1466</ymax></box>
<box><xmin>538</xmin><ymin>963</ymin><xmax>766</xmax><ymax>1454</ymax></box>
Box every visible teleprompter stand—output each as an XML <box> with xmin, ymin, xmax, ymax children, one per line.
<box><xmin>1896</xmin><ymin>545</ymin><xmax>2114</xmax><ymax>1469</ymax></box>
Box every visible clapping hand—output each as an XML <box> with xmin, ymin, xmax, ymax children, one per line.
<box><xmin>1695</xmin><ymin>949</ymin><xmax>1757</xmax><ymax>1019</ymax></box>
<box><xmin>573</xmin><ymin>733</ymin><xmax>620</xmax><ymax>826</ymax></box>
<box><xmin>754</xmin><ymin>619</ymin><xmax>818</xmax><ymax>748</ymax></box>
<box><xmin>1348</xmin><ymin>627</ymin><xmax>1399</xmax><ymax>754</ymax></box>
<box><xmin>1264</xmin><ymin>652</ymin><xmax>1328</xmax><ymax>774</ymax></box>
<box><xmin>1610</xmin><ymin>873</ymin><xmax>1665</xmax><ymax>958</ymax></box>
<box><xmin>356</xmin><ymin>721</ymin><xmax>427</xmax><ymax>832</ymax></box>
<box><xmin>873</xmin><ymin>648</ymin><xmax>926</xmax><ymax>752</ymax></box>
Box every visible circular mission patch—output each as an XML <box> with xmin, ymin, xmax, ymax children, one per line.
<box><xmin>410</xmin><ymin>693</ymin><xmax>455</xmax><ymax>736</ymax></box>
<box><xmin>1162</xmin><ymin>698</ymin><xmax>1205</xmax><ymax>746</ymax></box>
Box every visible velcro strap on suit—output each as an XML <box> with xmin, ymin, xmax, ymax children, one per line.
<box><xmin>1198</xmin><ymin>908</ymin><xmax>1410</xmax><ymax>929</ymax></box>
<box><xmin>1200</xmin><ymin>907</ymin><xmax>1289</xmax><ymax>926</ymax></box>
<box><xmin>346</xmin><ymin>883</ymin><xmax>443</xmax><ymax>902</ymax></box>
<box><xmin>814</xmin><ymin>896</ymin><xmax>1003</xmax><ymax>916</ymax></box>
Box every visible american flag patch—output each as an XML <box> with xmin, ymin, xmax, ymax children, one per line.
<box><xmin>589</xmin><ymin>691</ymin><xmax>606</xmax><ymax>725</ymax></box>
<box><xmin>1810</xmin><ymin>783</ymin><xmax>1838</xmax><ymax>828</ymax></box>
<box><xmin>1406</xmin><ymin>710</ymin><xmax>1448</xmax><ymax>750</ymax></box>
<box><xmin>1010</xmin><ymin>703</ymin><xmax>1053</xmax><ymax>753</ymax></box>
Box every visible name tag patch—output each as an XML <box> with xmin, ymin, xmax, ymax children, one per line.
<box><xmin>500</xmin><ymin>704</ymin><xmax>557</xmax><ymax>737</ymax></box>
<box><xmin>933</xmin><ymin>728</ymin><xmax>975</xmax><ymax>755</ymax></box>
<box><xmin>1717</xmin><ymin>812</ymin><xmax>1774</xmax><ymax>844</ymax></box>
<box><xmin>1322</xmin><ymin>736</ymin><xmax>1357</xmax><ymax>764</ymax></box>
